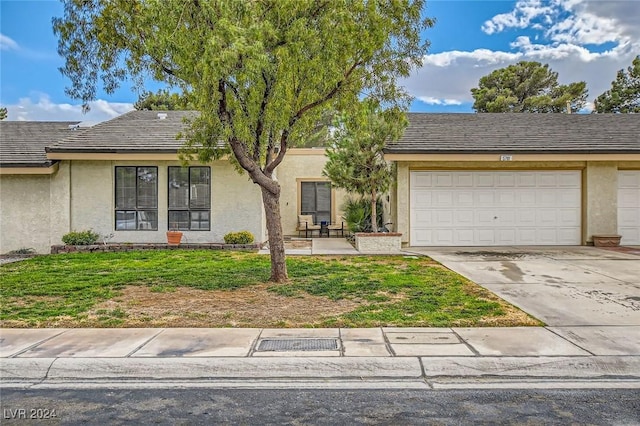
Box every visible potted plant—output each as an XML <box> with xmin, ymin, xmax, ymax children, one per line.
<box><xmin>166</xmin><ymin>224</ymin><xmax>183</xmax><ymax>246</ymax></box>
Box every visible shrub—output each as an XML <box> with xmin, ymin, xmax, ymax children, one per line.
<box><xmin>62</xmin><ymin>230</ymin><xmax>100</xmax><ymax>245</ymax></box>
<box><xmin>342</xmin><ymin>197</ymin><xmax>383</xmax><ymax>233</ymax></box>
<box><xmin>223</xmin><ymin>231</ymin><xmax>255</xmax><ymax>245</ymax></box>
<box><xmin>7</xmin><ymin>247</ymin><xmax>36</xmax><ymax>255</ymax></box>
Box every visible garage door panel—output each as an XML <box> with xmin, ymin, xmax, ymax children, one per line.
<box><xmin>412</xmin><ymin>191</ymin><xmax>432</xmax><ymax>208</ymax></box>
<box><xmin>496</xmin><ymin>229</ymin><xmax>516</xmax><ymax>244</ymax></box>
<box><xmin>410</xmin><ymin>171</ymin><xmax>581</xmax><ymax>246</ymax></box>
<box><xmin>496</xmin><ymin>173</ymin><xmax>516</xmax><ymax>187</ymax></box>
<box><xmin>558</xmin><ymin>228</ymin><xmax>581</xmax><ymax>245</ymax></box>
<box><xmin>411</xmin><ymin>209</ymin><xmax>432</xmax><ymax>226</ymax></box>
<box><xmin>455</xmin><ymin>191</ymin><xmax>474</xmax><ymax>205</ymax></box>
<box><xmin>618</xmin><ymin>171</ymin><xmax>640</xmax><ymax>244</ymax></box>
<box><xmin>456</xmin><ymin>229</ymin><xmax>474</xmax><ymax>245</ymax></box>
<box><xmin>496</xmin><ymin>191</ymin><xmax>515</xmax><ymax>206</ymax></box>
<box><xmin>557</xmin><ymin>189</ymin><xmax>581</xmax><ymax>206</ymax></box>
<box><xmin>558</xmin><ymin>172</ymin><xmax>581</xmax><ymax>187</ymax></box>
<box><xmin>455</xmin><ymin>210</ymin><xmax>474</xmax><ymax>225</ymax></box>
<box><xmin>432</xmin><ymin>191</ymin><xmax>453</xmax><ymax>206</ymax></box>
<box><xmin>433</xmin><ymin>229</ymin><xmax>454</xmax><ymax>245</ymax></box>
<box><xmin>474</xmin><ymin>173</ymin><xmax>495</xmax><ymax>187</ymax></box>
<box><xmin>517</xmin><ymin>210</ymin><xmax>536</xmax><ymax>225</ymax></box>
<box><xmin>454</xmin><ymin>173</ymin><xmax>474</xmax><ymax>187</ymax></box>
<box><xmin>517</xmin><ymin>229</ymin><xmax>537</xmax><ymax>244</ymax></box>
<box><xmin>411</xmin><ymin>173</ymin><xmax>433</xmax><ymax>188</ymax></box>
<box><xmin>477</xmin><ymin>210</ymin><xmax>496</xmax><ymax>226</ymax></box>
<box><xmin>475</xmin><ymin>191</ymin><xmax>495</xmax><ymax>205</ymax></box>
<box><xmin>434</xmin><ymin>173</ymin><xmax>453</xmax><ymax>187</ymax></box>
<box><xmin>517</xmin><ymin>173</ymin><xmax>538</xmax><ymax>187</ymax></box>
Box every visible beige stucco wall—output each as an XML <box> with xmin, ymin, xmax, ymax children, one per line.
<box><xmin>277</xmin><ymin>149</ymin><xmax>348</xmax><ymax>236</ymax></box>
<box><xmin>393</xmin><ymin>160</ymin><xmax>640</xmax><ymax>246</ymax></box>
<box><xmin>582</xmin><ymin>162</ymin><xmax>619</xmax><ymax>242</ymax></box>
<box><xmin>0</xmin><ymin>175</ymin><xmax>52</xmax><ymax>253</ymax></box>
<box><xmin>66</xmin><ymin>160</ymin><xmax>265</xmax><ymax>245</ymax></box>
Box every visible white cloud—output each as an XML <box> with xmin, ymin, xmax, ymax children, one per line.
<box><xmin>4</xmin><ymin>93</ymin><xmax>134</xmax><ymax>122</ymax></box>
<box><xmin>417</xmin><ymin>96</ymin><xmax>462</xmax><ymax>106</ymax></box>
<box><xmin>0</xmin><ymin>33</ymin><xmax>18</xmax><ymax>51</ymax></box>
<box><xmin>404</xmin><ymin>0</ymin><xmax>640</xmax><ymax>110</ymax></box>
<box><xmin>482</xmin><ymin>0</ymin><xmax>554</xmax><ymax>35</ymax></box>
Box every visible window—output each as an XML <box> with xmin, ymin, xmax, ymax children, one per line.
<box><xmin>168</xmin><ymin>166</ymin><xmax>211</xmax><ymax>230</ymax></box>
<box><xmin>115</xmin><ymin>167</ymin><xmax>158</xmax><ymax>230</ymax></box>
<box><xmin>300</xmin><ymin>181</ymin><xmax>331</xmax><ymax>224</ymax></box>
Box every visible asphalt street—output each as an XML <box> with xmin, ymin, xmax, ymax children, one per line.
<box><xmin>2</xmin><ymin>388</ymin><xmax>639</xmax><ymax>425</ymax></box>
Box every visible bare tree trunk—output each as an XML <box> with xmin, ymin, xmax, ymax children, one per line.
<box><xmin>371</xmin><ymin>190</ymin><xmax>378</xmax><ymax>233</ymax></box>
<box><xmin>261</xmin><ymin>186</ymin><xmax>288</xmax><ymax>283</ymax></box>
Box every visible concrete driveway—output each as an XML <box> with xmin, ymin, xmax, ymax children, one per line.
<box><xmin>407</xmin><ymin>246</ymin><xmax>640</xmax><ymax>327</ymax></box>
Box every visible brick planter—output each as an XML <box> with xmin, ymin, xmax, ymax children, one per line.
<box><xmin>355</xmin><ymin>233</ymin><xmax>402</xmax><ymax>254</ymax></box>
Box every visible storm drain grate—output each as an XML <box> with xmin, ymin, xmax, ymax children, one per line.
<box><xmin>256</xmin><ymin>338</ymin><xmax>339</xmax><ymax>352</ymax></box>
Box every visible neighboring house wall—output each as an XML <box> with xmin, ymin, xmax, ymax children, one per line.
<box><xmin>277</xmin><ymin>149</ymin><xmax>348</xmax><ymax>236</ymax></box>
<box><xmin>0</xmin><ymin>175</ymin><xmax>52</xmax><ymax>253</ymax></box>
<box><xmin>64</xmin><ymin>159</ymin><xmax>265</xmax><ymax>246</ymax></box>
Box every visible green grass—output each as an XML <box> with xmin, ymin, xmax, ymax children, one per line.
<box><xmin>0</xmin><ymin>250</ymin><xmax>539</xmax><ymax>327</ymax></box>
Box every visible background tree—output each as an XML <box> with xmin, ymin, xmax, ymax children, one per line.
<box><xmin>471</xmin><ymin>61</ymin><xmax>587</xmax><ymax>113</ymax></box>
<box><xmin>323</xmin><ymin>102</ymin><xmax>406</xmax><ymax>233</ymax></box>
<box><xmin>0</xmin><ymin>107</ymin><xmax>7</xmax><ymax>120</ymax></box>
<box><xmin>134</xmin><ymin>89</ymin><xmax>193</xmax><ymax>111</ymax></box>
<box><xmin>54</xmin><ymin>0</ymin><xmax>433</xmax><ymax>282</ymax></box>
<box><xmin>593</xmin><ymin>55</ymin><xmax>640</xmax><ymax>113</ymax></box>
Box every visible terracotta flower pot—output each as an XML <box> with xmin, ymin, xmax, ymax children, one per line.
<box><xmin>166</xmin><ymin>231</ymin><xmax>183</xmax><ymax>246</ymax></box>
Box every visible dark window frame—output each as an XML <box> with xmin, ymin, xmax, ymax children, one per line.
<box><xmin>114</xmin><ymin>166</ymin><xmax>158</xmax><ymax>231</ymax></box>
<box><xmin>300</xmin><ymin>181</ymin><xmax>332</xmax><ymax>224</ymax></box>
<box><xmin>168</xmin><ymin>166</ymin><xmax>211</xmax><ymax>231</ymax></box>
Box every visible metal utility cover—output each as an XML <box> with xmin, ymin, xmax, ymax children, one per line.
<box><xmin>257</xmin><ymin>338</ymin><xmax>339</xmax><ymax>352</ymax></box>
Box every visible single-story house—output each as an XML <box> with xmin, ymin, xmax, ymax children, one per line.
<box><xmin>0</xmin><ymin>111</ymin><xmax>347</xmax><ymax>253</ymax></box>
<box><xmin>1</xmin><ymin>111</ymin><xmax>639</xmax><ymax>253</ymax></box>
<box><xmin>385</xmin><ymin>113</ymin><xmax>640</xmax><ymax>247</ymax></box>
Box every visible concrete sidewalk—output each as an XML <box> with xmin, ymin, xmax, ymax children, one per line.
<box><xmin>2</xmin><ymin>327</ymin><xmax>639</xmax><ymax>388</ymax></box>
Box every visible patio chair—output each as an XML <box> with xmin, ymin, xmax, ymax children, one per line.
<box><xmin>328</xmin><ymin>220</ymin><xmax>345</xmax><ymax>237</ymax></box>
<box><xmin>297</xmin><ymin>214</ymin><xmax>321</xmax><ymax>238</ymax></box>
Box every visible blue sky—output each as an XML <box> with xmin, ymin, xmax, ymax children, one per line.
<box><xmin>1</xmin><ymin>0</ymin><xmax>639</xmax><ymax>122</ymax></box>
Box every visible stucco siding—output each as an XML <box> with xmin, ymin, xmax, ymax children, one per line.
<box><xmin>0</xmin><ymin>175</ymin><xmax>51</xmax><ymax>253</ymax></box>
<box><xmin>66</xmin><ymin>160</ymin><xmax>265</xmax><ymax>245</ymax></box>
<box><xmin>278</xmin><ymin>149</ymin><xmax>348</xmax><ymax>236</ymax></box>
<box><xmin>583</xmin><ymin>162</ymin><xmax>618</xmax><ymax>242</ymax></box>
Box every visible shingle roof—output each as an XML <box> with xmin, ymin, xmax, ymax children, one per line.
<box><xmin>47</xmin><ymin>110</ymin><xmax>197</xmax><ymax>153</ymax></box>
<box><xmin>0</xmin><ymin>121</ymin><xmax>81</xmax><ymax>167</ymax></box>
<box><xmin>385</xmin><ymin>113</ymin><xmax>640</xmax><ymax>154</ymax></box>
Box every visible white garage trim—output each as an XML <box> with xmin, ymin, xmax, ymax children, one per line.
<box><xmin>410</xmin><ymin>171</ymin><xmax>581</xmax><ymax>246</ymax></box>
<box><xmin>618</xmin><ymin>171</ymin><xmax>640</xmax><ymax>245</ymax></box>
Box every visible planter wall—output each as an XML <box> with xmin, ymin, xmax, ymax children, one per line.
<box><xmin>592</xmin><ymin>234</ymin><xmax>622</xmax><ymax>247</ymax></box>
<box><xmin>355</xmin><ymin>232</ymin><xmax>402</xmax><ymax>254</ymax></box>
<box><xmin>51</xmin><ymin>243</ymin><xmax>260</xmax><ymax>254</ymax></box>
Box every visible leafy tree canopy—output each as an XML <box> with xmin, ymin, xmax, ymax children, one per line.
<box><xmin>0</xmin><ymin>107</ymin><xmax>7</xmax><ymax>120</ymax></box>
<box><xmin>323</xmin><ymin>101</ymin><xmax>406</xmax><ymax>232</ymax></box>
<box><xmin>53</xmin><ymin>0</ymin><xmax>433</xmax><ymax>282</ymax></box>
<box><xmin>134</xmin><ymin>89</ymin><xmax>193</xmax><ymax>111</ymax></box>
<box><xmin>593</xmin><ymin>55</ymin><xmax>640</xmax><ymax>113</ymax></box>
<box><xmin>471</xmin><ymin>61</ymin><xmax>587</xmax><ymax>113</ymax></box>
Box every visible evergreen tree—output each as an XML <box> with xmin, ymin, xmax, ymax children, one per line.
<box><xmin>471</xmin><ymin>61</ymin><xmax>587</xmax><ymax>113</ymax></box>
<box><xmin>593</xmin><ymin>55</ymin><xmax>640</xmax><ymax>113</ymax></box>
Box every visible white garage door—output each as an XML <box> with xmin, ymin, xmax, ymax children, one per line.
<box><xmin>618</xmin><ymin>171</ymin><xmax>640</xmax><ymax>245</ymax></box>
<box><xmin>410</xmin><ymin>171</ymin><xmax>581</xmax><ymax>246</ymax></box>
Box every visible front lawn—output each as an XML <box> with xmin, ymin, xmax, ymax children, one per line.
<box><xmin>0</xmin><ymin>250</ymin><xmax>540</xmax><ymax>328</ymax></box>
